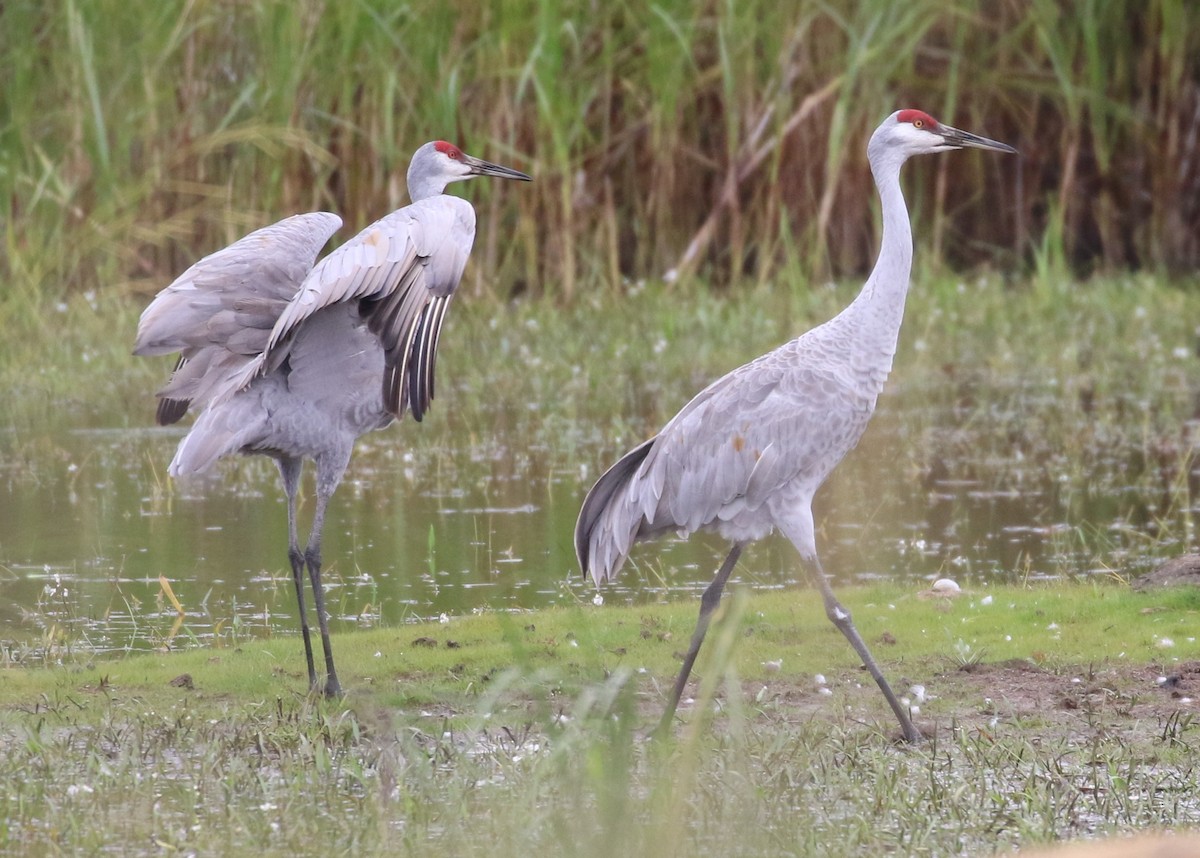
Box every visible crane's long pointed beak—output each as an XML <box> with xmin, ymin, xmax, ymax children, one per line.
<box><xmin>939</xmin><ymin>125</ymin><xmax>1018</xmax><ymax>155</ymax></box>
<box><xmin>465</xmin><ymin>155</ymin><xmax>532</xmax><ymax>182</ymax></box>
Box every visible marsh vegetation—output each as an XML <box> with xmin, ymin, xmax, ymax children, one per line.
<box><xmin>3</xmin><ymin>0</ymin><xmax>1200</xmax><ymax>854</ymax></box>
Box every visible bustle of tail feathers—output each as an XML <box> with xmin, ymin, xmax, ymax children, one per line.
<box><xmin>166</xmin><ymin>402</ymin><xmax>256</xmax><ymax>478</ymax></box>
<box><xmin>574</xmin><ymin>436</ymin><xmax>657</xmax><ymax>587</ymax></box>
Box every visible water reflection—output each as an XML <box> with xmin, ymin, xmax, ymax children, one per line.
<box><xmin>0</xmin><ymin>371</ymin><xmax>1189</xmax><ymax>658</ymax></box>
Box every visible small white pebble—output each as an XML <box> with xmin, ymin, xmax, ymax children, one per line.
<box><xmin>818</xmin><ymin>687</ymin><xmax>833</xmax><ymax>696</ymax></box>
<box><xmin>814</xmin><ymin>673</ymin><xmax>827</xmax><ymax>686</ymax></box>
<box><xmin>1157</xmin><ymin>676</ymin><xmax>1170</xmax><ymax>686</ymax></box>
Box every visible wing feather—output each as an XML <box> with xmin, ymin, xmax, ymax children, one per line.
<box><xmin>217</xmin><ymin>198</ymin><xmax>474</xmax><ymax>421</ymax></box>
<box><xmin>133</xmin><ymin>212</ymin><xmax>343</xmax><ymax>423</ymax></box>
<box><xmin>577</xmin><ymin>338</ymin><xmax>879</xmax><ymax>582</ymax></box>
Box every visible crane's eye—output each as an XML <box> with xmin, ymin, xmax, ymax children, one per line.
<box><xmin>913</xmin><ymin>119</ymin><xmax>924</xmax><ymax>128</ymax></box>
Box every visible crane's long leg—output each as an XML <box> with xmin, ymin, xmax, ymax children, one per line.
<box><xmin>808</xmin><ymin>554</ymin><xmax>921</xmax><ymax>743</ymax></box>
<box><xmin>306</xmin><ymin>451</ymin><xmax>350</xmax><ymax>698</ymax></box>
<box><xmin>278</xmin><ymin>457</ymin><xmax>318</xmax><ymax>691</ymax></box>
<box><xmin>657</xmin><ymin>542</ymin><xmax>745</xmax><ymax>734</ymax></box>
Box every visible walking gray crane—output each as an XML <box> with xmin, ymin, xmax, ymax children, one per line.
<box><xmin>135</xmin><ymin>141</ymin><xmax>530</xmax><ymax>697</ymax></box>
<box><xmin>576</xmin><ymin>110</ymin><xmax>1015</xmax><ymax>741</ymax></box>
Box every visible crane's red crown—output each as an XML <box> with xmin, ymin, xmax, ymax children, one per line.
<box><xmin>434</xmin><ymin>141</ymin><xmax>464</xmax><ymax>160</ymax></box>
<box><xmin>896</xmin><ymin>109</ymin><xmax>939</xmax><ymax>129</ymax></box>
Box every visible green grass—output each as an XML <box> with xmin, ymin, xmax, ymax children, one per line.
<box><xmin>4</xmin><ymin>581</ymin><xmax>1197</xmax><ymax>708</ymax></box>
<box><xmin>2</xmin><ymin>582</ymin><xmax>1198</xmax><ymax>856</ymax></box>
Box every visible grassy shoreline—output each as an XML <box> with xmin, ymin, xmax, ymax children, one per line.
<box><xmin>4</xmin><ymin>581</ymin><xmax>1198</xmax><ymax>708</ymax></box>
<box><xmin>2</xmin><ymin>581</ymin><xmax>1198</xmax><ymax>856</ymax></box>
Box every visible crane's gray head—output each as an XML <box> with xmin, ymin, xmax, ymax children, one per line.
<box><xmin>869</xmin><ymin>109</ymin><xmax>1017</xmax><ymax>168</ymax></box>
<box><xmin>407</xmin><ymin>141</ymin><xmax>532</xmax><ymax>201</ymax></box>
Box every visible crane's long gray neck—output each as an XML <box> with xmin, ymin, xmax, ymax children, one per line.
<box><xmin>407</xmin><ymin>173</ymin><xmax>448</xmax><ymax>202</ymax></box>
<box><xmin>842</xmin><ymin>144</ymin><xmax>913</xmax><ymax>355</ymax></box>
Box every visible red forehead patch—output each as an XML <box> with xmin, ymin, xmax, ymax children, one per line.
<box><xmin>896</xmin><ymin>109</ymin><xmax>939</xmax><ymax>128</ymax></box>
<box><xmin>434</xmin><ymin>140</ymin><xmax>463</xmax><ymax>159</ymax></box>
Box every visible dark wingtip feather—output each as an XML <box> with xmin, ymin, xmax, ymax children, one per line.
<box><xmin>156</xmin><ymin>397</ymin><xmax>190</xmax><ymax>426</ymax></box>
<box><xmin>574</xmin><ymin>437</ymin><xmax>657</xmax><ymax>578</ymax></box>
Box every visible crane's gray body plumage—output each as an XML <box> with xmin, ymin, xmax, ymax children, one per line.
<box><xmin>135</xmin><ymin>141</ymin><xmax>530</xmax><ymax>696</ymax></box>
<box><xmin>575</xmin><ymin>111</ymin><xmax>1014</xmax><ymax>740</ymax></box>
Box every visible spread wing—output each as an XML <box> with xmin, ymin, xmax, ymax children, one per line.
<box><xmin>223</xmin><ymin>196</ymin><xmax>475</xmax><ymax>421</ymax></box>
<box><xmin>133</xmin><ymin>212</ymin><xmax>343</xmax><ymax>424</ymax></box>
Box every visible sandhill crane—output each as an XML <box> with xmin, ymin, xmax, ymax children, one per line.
<box><xmin>576</xmin><ymin>110</ymin><xmax>1015</xmax><ymax>741</ymax></box>
<box><xmin>135</xmin><ymin>141</ymin><xmax>530</xmax><ymax>696</ymax></box>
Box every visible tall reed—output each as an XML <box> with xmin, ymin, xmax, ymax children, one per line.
<box><xmin>1</xmin><ymin>0</ymin><xmax>1197</xmax><ymax>306</ymax></box>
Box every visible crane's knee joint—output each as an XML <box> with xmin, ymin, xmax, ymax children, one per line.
<box><xmin>825</xmin><ymin>601</ymin><xmax>853</xmax><ymax>627</ymax></box>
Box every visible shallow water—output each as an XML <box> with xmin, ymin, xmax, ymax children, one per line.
<box><xmin>1</xmin><ymin>329</ymin><xmax>1194</xmax><ymax>656</ymax></box>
